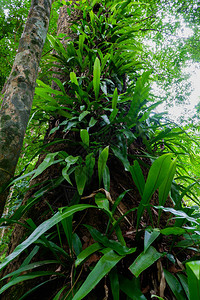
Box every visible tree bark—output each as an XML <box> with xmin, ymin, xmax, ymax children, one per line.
<box><xmin>0</xmin><ymin>0</ymin><xmax>52</xmax><ymax>217</ymax></box>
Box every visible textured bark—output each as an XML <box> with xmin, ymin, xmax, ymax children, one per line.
<box><xmin>0</xmin><ymin>0</ymin><xmax>52</xmax><ymax>217</ymax></box>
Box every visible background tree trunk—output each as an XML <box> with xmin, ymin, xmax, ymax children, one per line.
<box><xmin>0</xmin><ymin>0</ymin><xmax>52</xmax><ymax>217</ymax></box>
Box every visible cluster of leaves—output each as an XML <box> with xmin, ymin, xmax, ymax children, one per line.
<box><xmin>1</xmin><ymin>0</ymin><xmax>200</xmax><ymax>299</ymax></box>
<box><xmin>1</xmin><ymin>154</ymin><xmax>200</xmax><ymax>299</ymax></box>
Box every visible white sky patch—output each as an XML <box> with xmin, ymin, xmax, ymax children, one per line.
<box><xmin>153</xmin><ymin>62</ymin><xmax>200</xmax><ymax>122</ymax></box>
<box><xmin>4</xmin><ymin>9</ymin><xmax>9</xmax><ymax>17</ymax></box>
<box><xmin>146</xmin><ymin>18</ymin><xmax>199</xmax><ymax>122</ymax></box>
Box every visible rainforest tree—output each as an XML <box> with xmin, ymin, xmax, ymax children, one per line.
<box><xmin>0</xmin><ymin>0</ymin><xmax>200</xmax><ymax>299</ymax></box>
<box><xmin>0</xmin><ymin>0</ymin><xmax>52</xmax><ymax>216</ymax></box>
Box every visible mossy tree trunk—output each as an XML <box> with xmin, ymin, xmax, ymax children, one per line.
<box><xmin>0</xmin><ymin>0</ymin><xmax>52</xmax><ymax>217</ymax></box>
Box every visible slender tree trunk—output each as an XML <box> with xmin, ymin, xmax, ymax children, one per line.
<box><xmin>0</xmin><ymin>0</ymin><xmax>52</xmax><ymax>217</ymax></box>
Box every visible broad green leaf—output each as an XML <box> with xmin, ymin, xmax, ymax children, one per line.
<box><xmin>144</xmin><ymin>229</ymin><xmax>160</xmax><ymax>253</ymax></box>
<box><xmin>112</xmin><ymin>88</ymin><xmax>118</xmax><ymax>109</ymax></box>
<box><xmin>1</xmin><ymin>260</ymin><xmax>58</xmax><ymax>281</ymax></box>
<box><xmin>75</xmin><ymin>166</ymin><xmax>87</xmax><ymax>195</ymax></box>
<box><xmin>78</xmin><ymin>34</ymin><xmax>85</xmax><ymax>55</ymax></box>
<box><xmin>70</xmin><ymin>72</ymin><xmax>79</xmax><ymax>85</ymax></box>
<box><xmin>61</xmin><ymin>216</ymin><xmax>73</xmax><ymax>251</ymax></box>
<box><xmin>154</xmin><ymin>206</ymin><xmax>199</xmax><ymax>225</ymax></box>
<box><xmin>119</xmin><ymin>275</ymin><xmax>147</xmax><ymax>300</ymax></box>
<box><xmin>36</xmin><ymin>239</ymin><xmax>69</xmax><ymax>259</ymax></box>
<box><xmin>112</xmin><ymin>146</ymin><xmax>130</xmax><ymax>171</ymax></box>
<box><xmin>186</xmin><ymin>261</ymin><xmax>200</xmax><ymax>300</ymax></box>
<box><xmin>36</xmin><ymin>79</ymin><xmax>63</xmax><ymax>95</ymax></box>
<box><xmin>0</xmin><ymin>271</ymin><xmax>63</xmax><ymax>294</ymax></box>
<box><xmin>85</xmin><ymin>225</ymin><xmax>136</xmax><ymax>256</ymax></box>
<box><xmin>129</xmin><ymin>246</ymin><xmax>162</xmax><ymax>277</ymax></box>
<box><xmin>109</xmin><ymin>108</ymin><xmax>119</xmax><ymax>122</ymax></box>
<box><xmin>0</xmin><ymin>204</ymin><xmax>96</xmax><ymax>272</ymax></box>
<box><xmin>72</xmin><ymin>233</ymin><xmax>82</xmax><ymax>256</ymax></box>
<box><xmin>161</xmin><ymin>227</ymin><xmax>186</xmax><ymax>235</ymax></box>
<box><xmin>93</xmin><ymin>57</ymin><xmax>101</xmax><ymax>99</ymax></box>
<box><xmin>109</xmin><ymin>268</ymin><xmax>120</xmax><ymax>300</ymax></box>
<box><xmin>85</xmin><ymin>153</ymin><xmax>95</xmax><ymax>183</ymax></box>
<box><xmin>62</xmin><ymin>166</ymin><xmax>72</xmax><ymax>185</ymax></box>
<box><xmin>79</xmin><ymin>111</ymin><xmax>90</xmax><ymax>121</ymax></box>
<box><xmin>98</xmin><ymin>146</ymin><xmax>109</xmax><ymax>185</ymax></box>
<box><xmin>158</xmin><ymin>158</ymin><xmax>177</xmax><ymax>209</ymax></box>
<box><xmin>95</xmin><ymin>193</ymin><xmax>110</xmax><ymax>212</ymax></box>
<box><xmin>163</xmin><ymin>269</ymin><xmax>186</xmax><ymax>300</ymax></box>
<box><xmin>80</xmin><ymin>129</ymin><xmax>89</xmax><ymax>147</ymax></box>
<box><xmin>65</xmin><ymin>155</ymin><xmax>80</xmax><ymax>164</ymax></box>
<box><xmin>89</xmin><ymin>117</ymin><xmax>97</xmax><ymax>128</ymax></box>
<box><xmin>137</xmin><ymin>154</ymin><xmax>173</xmax><ymax>228</ymax></box>
<box><xmin>111</xmin><ymin>190</ymin><xmax>130</xmax><ymax>215</ymax></box>
<box><xmin>75</xmin><ymin>243</ymin><xmax>102</xmax><ymax>267</ymax></box>
<box><xmin>51</xmin><ymin>77</ymin><xmax>66</xmax><ymax>95</ymax></box>
<box><xmin>53</xmin><ymin>287</ymin><xmax>67</xmax><ymax>300</ymax></box>
<box><xmin>129</xmin><ymin>160</ymin><xmax>145</xmax><ymax>197</ymax></box>
<box><xmin>103</xmin><ymin>165</ymin><xmax>110</xmax><ymax>191</ymax></box>
<box><xmin>177</xmin><ymin>273</ymin><xmax>189</xmax><ymax>299</ymax></box>
<box><xmin>73</xmin><ymin>250</ymin><xmax>124</xmax><ymax>300</ymax></box>
<box><xmin>32</xmin><ymin>152</ymin><xmax>60</xmax><ymax>179</ymax></box>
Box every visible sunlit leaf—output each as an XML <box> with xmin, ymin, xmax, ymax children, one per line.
<box><xmin>73</xmin><ymin>250</ymin><xmax>124</xmax><ymax>300</ymax></box>
<box><xmin>137</xmin><ymin>154</ymin><xmax>173</xmax><ymax>228</ymax></box>
<box><xmin>80</xmin><ymin>129</ymin><xmax>89</xmax><ymax>147</ymax></box>
<box><xmin>186</xmin><ymin>261</ymin><xmax>200</xmax><ymax>300</ymax></box>
<box><xmin>93</xmin><ymin>57</ymin><xmax>101</xmax><ymax>99</ymax></box>
<box><xmin>144</xmin><ymin>229</ymin><xmax>160</xmax><ymax>253</ymax></box>
<box><xmin>129</xmin><ymin>246</ymin><xmax>162</xmax><ymax>277</ymax></box>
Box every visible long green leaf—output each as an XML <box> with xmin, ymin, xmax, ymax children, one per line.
<box><xmin>137</xmin><ymin>154</ymin><xmax>173</xmax><ymax>228</ymax></box>
<box><xmin>70</xmin><ymin>72</ymin><xmax>79</xmax><ymax>85</ymax></box>
<box><xmin>32</xmin><ymin>152</ymin><xmax>60</xmax><ymax>179</ymax></box>
<box><xmin>163</xmin><ymin>269</ymin><xmax>186</xmax><ymax>300</ymax></box>
<box><xmin>1</xmin><ymin>260</ymin><xmax>58</xmax><ymax>281</ymax></box>
<box><xmin>0</xmin><ymin>204</ymin><xmax>96</xmax><ymax>272</ymax></box>
<box><xmin>177</xmin><ymin>273</ymin><xmax>189</xmax><ymax>300</ymax></box>
<box><xmin>98</xmin><ymin>146</ymin><xmax>109</xmax><ymax>186</ymax></box>
<box><xmin>129</xmin><ymin>246</ymin><xmax>162</xmax><ymax>277</ymax></box>
<box><xmin>144</xmin><ymin>229</ymin><xmax>160</xmax><ymax>253</ymax></box>
<box><xmin>129</xmin><ymin>160</ymin><xmax>145</xmax><ymax>197</ymax></box>
<box><xmin>119</xmin><ymin>275</ymin><xmax>147</xmax><ymax>300</ymax></box>
<box><xmin>0</xmin><ymin>271</ymin><xmax>63</xmax><ymax>294</ymax></box>
<box><xmin>186</xmin><ymin>261</ymin><xmax>200</xmax><ymax>300</ymax></box>
<box><xmin>85</xmin><ymin>225</ymin><xmax>136</xmax><ymax>255</ymax></box>
<box><xmin>112</xmin><ymin>88</ymin><xmax>118</xmax><ymax>109</ymax></box>
<box><xmin>73</xmin><ymin>250</ymin><xmax>124</xmax><ymax>300</ymax></box>
<box><xmin>80</xmin><ymin>129</ymin><xmax>89</xmax><ymax>147</ymax></box>
<box><xmin>75</xmin><ymin>166</ymin><xmax>87</xmax><ymax>195</ymax></box>
<box><xmin>75</xmin><ymin>242</ymin><xmax>103</xmax><ymax>267</ymax></box>
<box><xmin>109</xmin><ymin>268</ymin><xmax>120</xmax><ymax>300</ymax></box>
<box><xmin>93</xmin><ymin>57</ymin><xmax>101</xmax><ymax>99</ymax></box>
<box><xmin>158</xmin><ymin>158</ymin><xmax>177</xmax><ymax>223</ymax></box>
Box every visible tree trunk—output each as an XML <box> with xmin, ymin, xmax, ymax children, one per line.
<box><xmin>0</xmin><ymin>0</ymin><xmax>52</xmax><ymax>217</ymax></box>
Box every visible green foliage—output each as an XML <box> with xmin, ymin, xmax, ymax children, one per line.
<box><xmin>1</xmin><ymin>0</ymin><xmax>200</xmax><ymax>299</ymax></box>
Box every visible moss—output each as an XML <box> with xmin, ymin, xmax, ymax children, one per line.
<box><xmin>11</xmin><ymin>71</ymin><xmax>18</xmax><ymax>77</ymax></box>
<box><xmin>1</xmin><ymin>115</ymin><xmax>11</xmax><ymax>122</ymax></box>
<box><xmin>24</xmin><ymin>69</ymin><xmax>30</xmax><ymax>81</ymax></box>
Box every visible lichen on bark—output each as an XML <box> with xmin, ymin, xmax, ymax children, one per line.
<box><xmin>0</xmin><ymin>0</ymin><xmax>52</xmax><ymax>217</ymax></box>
